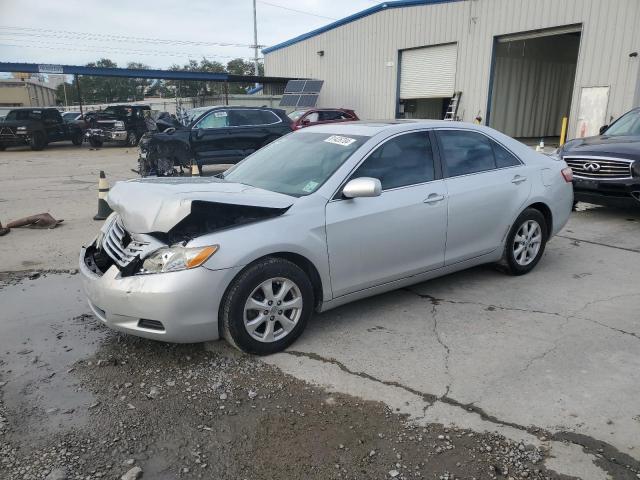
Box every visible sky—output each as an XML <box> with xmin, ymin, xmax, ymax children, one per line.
<box><xmin>0</xmin><ymin>0</ymin><xmax>378</xmax><ymax>70</ymax></box>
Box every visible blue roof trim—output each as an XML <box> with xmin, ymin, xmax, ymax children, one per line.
<box><xmin>262</xmin><ymin>0</ymin><xmax>461</xmax><ymax>54</ymax></box>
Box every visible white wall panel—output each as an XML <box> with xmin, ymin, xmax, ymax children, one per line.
<box><xmin>265</xmin><ymin>0</ymin><xmax>640</xmax><ymax>139</ymax></box>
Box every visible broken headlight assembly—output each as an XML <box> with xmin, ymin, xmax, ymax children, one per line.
<box><xmin>138</xmin><ymin>245</ymin><xmax>219</xmax><ymax>275</ymax></box>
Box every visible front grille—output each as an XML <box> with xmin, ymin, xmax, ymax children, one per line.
<box><xmin>565</xmin><ymin>156</ymin><xmax>633</xmax><ymax>180</ymax></box>
<box><xmin>102</xmin><ymin>216</ymin><xmax>148</xmax><ymax>267</ymax></box>
<box><xmin>0</xmin><ymin>126</ymin><xmax>17</xmax><ymax>137</ymax></box>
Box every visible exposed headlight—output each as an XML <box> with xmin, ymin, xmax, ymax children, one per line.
<box><xmin>16</xmin><ymin>126</ymin><xmax>27</xmax><ymax>133</ymax></box>
<box><xmin>114</xmin><ymin>120</ymin><xmax>125</xmax><ymax>130</ymax></box>
<box><xmin>632</xmin><ymin>160</ymin><xmax>640</xmax><ymax>177</ymax></box>
<box><xmin>139</xmin><ymin>245</ymin><xmax>219</xmax><ymax>274</ymax></box>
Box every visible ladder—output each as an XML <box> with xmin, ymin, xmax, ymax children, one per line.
<box><xmin>444</xmin><ymin>91</ymin><xmax>462</xmax><ymax>121</ymax></box>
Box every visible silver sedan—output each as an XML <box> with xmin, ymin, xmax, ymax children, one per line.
<box><xmin>79</xmin><ymin>121</ymin><xmax>573</xmax><ymax>354</ymax></box>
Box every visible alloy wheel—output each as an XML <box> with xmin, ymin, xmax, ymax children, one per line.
<box><xmin>243</xmin><ymin>277</ymin><xmax>303</xmax><ymax>343</ymax></box>
<box><xmin>512</xmin><ymin>220</ymin><xmax>542</xmax><ymax>266</ymax></box>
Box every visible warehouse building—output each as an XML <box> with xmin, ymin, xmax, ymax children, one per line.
<box><xmin>263</xmin><ymin>0</ymin><xmax>640</xmax><ymax>141</ymax></box>
<box><xmin>0</xmin><ymin>78</ymin><xmax>57</xmax><ymax>108</ymax></box>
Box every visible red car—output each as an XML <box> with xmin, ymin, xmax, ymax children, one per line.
<box><xmin>289</xmin><ymin>108</ymin><xmax>359</xmax><ymax>129</ymax></box>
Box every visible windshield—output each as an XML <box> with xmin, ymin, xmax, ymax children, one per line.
<box><xmin>288</xmin><ymin>110</ymin><xmax>308</xmax><ymax>121</ymax></box>
<box><xmin>223</xmin><ymin>132</ymin><xmax>369</xmax><ymax>196</ymax></box>
<box><xmin>63</xmin><ymin>112</ymin><xmax>79</xmax><ymax>121</ymax></box>
<box><xmin>6</xmin><ymin>110</ymin><xmax>42</xmax><ymax>121</ymax></box>
<box><xmin>604</xmin><ymin>109</ymin><xmax>640</xmax><ymax>136</ymax></box>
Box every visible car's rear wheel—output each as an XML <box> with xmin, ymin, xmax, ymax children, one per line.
<box><xmin>221</xmin><ymin>257</ymin><xmax>313</xmax><ymax>355</ymax></box>
<box><xmin>30</xmin><ymin>131</ymin><xmax>46</xmax><ymax>151</ymax></box>
<box><xmin>71</xmin><ymin>131</ymin><xmax>83</xmax><ymax>146</ymax></box>
<box><xmin>503</xmin><ymin>208</ymin><xmax>548</xmax><ymax>275</ymax></box>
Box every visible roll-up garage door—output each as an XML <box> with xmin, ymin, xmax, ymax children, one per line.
<box><xmin>400</xmin><ymin>43</ymin><xmax>457</xmax><ymax>99</ymax></box>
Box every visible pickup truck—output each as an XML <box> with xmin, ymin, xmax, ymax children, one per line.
<box><xmin>0</xmin><ymin>108</ymin><xmax>84</xmax><ymax>151</ymax></box>
<box><xmin>85</xmin><ymin>105</ymin><xmax>151</xmax><ymax>148</ymax></box>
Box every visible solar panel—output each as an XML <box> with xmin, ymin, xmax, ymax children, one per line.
<box><xmin>284</xmin><ymin>80</ymin><xmax>305</xmax><ymax>93</ymax></box>
<box><xmin>297</xmin><ymin>94</ymin><xmax>319</xmax><ymax>108</ymax></box>
<box><xmin>279</xmin><ymin>94</ymin><xmax>301</xmax><ymax>107</ymax></box>
<box><xmin>302</xmin><ymin>80</ymin><xmax>324</xmax><ymax>93</ymax></box>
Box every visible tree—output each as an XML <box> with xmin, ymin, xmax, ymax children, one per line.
<box><xmin>226</xmin><ymin>58</ymin><xmax>264</xmax><ymax>93</ymax></box>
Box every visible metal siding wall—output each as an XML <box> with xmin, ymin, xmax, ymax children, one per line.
<box><xmin>265</xmin><ymin>0</ymin><xmax>640</xmax><ymax>138</ymax></box>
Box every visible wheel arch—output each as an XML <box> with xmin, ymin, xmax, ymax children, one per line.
<box><xmin>525</xmin><ymin>202</ymin><xmax>553</xmax><ymax>239</ymax></box>
<box><xmin>217</xmin><ymin>251</ymin><xmax>325</xmax><ymax>338</ymax></box>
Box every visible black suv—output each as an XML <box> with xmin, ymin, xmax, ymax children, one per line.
<box><xmin>85</xmin><ymin>105</ymin><xmax>151</xmax><ymax>148</ymax></box>
<box><xmin>558</xmin><ymin>108</ymin><xmax>640</xmax><ymax>208</ymax></box>
<box><xmin>142</xmin><ymin>106</ymin><xmax>292</xmax><ymax>175</ymax></box>
<box><xmin>0</xmin><ymin>108</ymin><xmax>84</xmax><ymax>151</ymax></box>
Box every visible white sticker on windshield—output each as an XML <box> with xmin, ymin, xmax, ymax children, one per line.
<box><xmin>324</xmin><ymin>135</ymin><xmax>356</xmax><ymax>146</ymax></box>
<box><xmin>302</xmin><ymin>181</ymin><xmax>319</xmax><ymax>193</ymax></box>
<box><xmin>214</xmin><ymin>111</ymin><xmax>228</xmax><ymax>117</ymax></box>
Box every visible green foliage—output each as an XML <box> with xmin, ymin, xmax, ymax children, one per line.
<box><xmin>54</xmin><ymin>57</ymin><xmax>265</xmax><ymax>106</ymax></box>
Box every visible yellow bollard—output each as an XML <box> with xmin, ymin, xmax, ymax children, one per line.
<box><xmin>559</xmin><ymin>117</ymin><xmax>568</xmax><ymax>146</ymax></box>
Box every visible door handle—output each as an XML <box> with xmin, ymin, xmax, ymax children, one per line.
<box><xmin>423</xmin><ymin>193</ymin><xmax>446</xmax><ymax>204</ymax></box>
<box><xmin>511</xmin><ymin>175</ymin><xmax>527</xmax><ymax>184</ymax></box>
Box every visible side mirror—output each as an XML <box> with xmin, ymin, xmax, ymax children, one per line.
<box><xmin>193</xmin><ymin>128</ymin><xmax>203</xmax><ymax>139</ymax></box>
<box><xmin>599</xmin><ymin>125</ymin><xmax>609</xmax><ymax>135</ymax></box>
<box><xmin>342</xmin><ymin>177</ymin><xmax>382</xmax><ymax>199</ymax></box>
<box><xmin>301</xmin><ymin>119</ymin><xmax>311</xmax><ymax>126</ymax></box>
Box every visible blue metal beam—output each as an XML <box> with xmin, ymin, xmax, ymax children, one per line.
<box><xmin>0</xmin><ymin>62</ymin><xmax>296</xmax><ymax>84</ymax></box>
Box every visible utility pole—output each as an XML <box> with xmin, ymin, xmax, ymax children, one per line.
<box><xmin>252</xmin><ymin>0</ymin><xmax>259</xmax><ymax>87</ymax></box>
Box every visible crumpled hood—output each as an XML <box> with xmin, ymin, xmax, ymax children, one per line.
<box><xmin>107</xmin><ymin>177</ymin><xmax>295</xmax><ymax>234</ymax></box>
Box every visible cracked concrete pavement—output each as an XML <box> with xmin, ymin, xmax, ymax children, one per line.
<box><xmin>1</xmin><ymin>144</ymin><xmax>639</xmax><ymax>479</ymax></box>
<box><xmin>264</xmin><ymin>218</ymin><xmax>640</xmax><ymax>479</ymax></box>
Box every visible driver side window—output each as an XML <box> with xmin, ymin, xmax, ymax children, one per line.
<box><xmin>350</xmin><ymin>131</ymin><xmax>435</xmax><ymax>190</ymax></box>
<box><xmin>196</xmin><ymin>110</ymin><xmax>229</xmax><ymax>129</ymax></box>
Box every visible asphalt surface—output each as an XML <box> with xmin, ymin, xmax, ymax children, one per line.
<box><xmin>0</xmin><ymin>143</ymin><xmax>639</xmax><ymax>479</ymax></box>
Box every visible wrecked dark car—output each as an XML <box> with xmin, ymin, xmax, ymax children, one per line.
<box><xmin>557</xmin><ymin>107</ymin><xmax>640</xmax><ymax>208</ymax></box>
<box><xmin>0</xmin><ymin>108</ymin><xmax>84</xmax><ymax>151</ymax></box>
<box><xmin>85</xmin><ymin>105</ymin><xmax>151</xmax><ymax>148</ymax></box>
<box><xmin>138</xmin><ymin>106</ymin><xmax>292</xmax><ymax>176</ymax></box>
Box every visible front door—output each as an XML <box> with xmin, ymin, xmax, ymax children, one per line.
<box><xmin>325</xmin><ymin>131</ymin><xmax>448</xmax><ymax>297</ymax></box>
<box><xmin>435</xmin><ymin>129</ymin><xmax>532</xmax><ymax>265</ymax></box>
<box><xmin>190</xmin><ymin>109</ymin><xmax>234</xmax><ymax>164</ymax></box>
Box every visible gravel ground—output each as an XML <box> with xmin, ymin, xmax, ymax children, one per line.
<box><xmin>0</xmin><ymin>273</ymin><xmax>573</xmax><ymax>480</ymax></box>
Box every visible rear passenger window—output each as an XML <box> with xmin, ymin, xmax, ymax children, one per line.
<box><xmin>438</xmin><ymin>130</ymin><xmax>496</xmax><ymax>177</ymax></box>
<box><xmin>492</xmin><ymin>140</ymin><xmax>520</xmax><ymax>168</ymax></box>
<box><xmin>351</xmin><ymin>132</ymin><xmax>434</xmax><ymax>190</ymax></box>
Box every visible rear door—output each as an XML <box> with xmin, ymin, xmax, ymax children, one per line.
<box><xmin>325</xmin><ymin>130</ymin><xmax>448</xmax><ymax>296</ymax></box>
<box><xmin>435</xmin><ymin>129</ymin><xmax>531</xmax><ymax>265</ymax></box>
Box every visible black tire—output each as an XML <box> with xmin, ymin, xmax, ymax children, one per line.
<box><xmin>125</xmin><ymin>131</ymin><xmax>138</xmax><ymax>147</ymax></box>
<box><xmin>502</xmin><ymin>208</ymin><xmax>548</xmax><ymax>276</ymax></box>
<box><xmin>221</xmin><ymin>257</ymin><xmax>314</xmax><ymax>355</ymax></box>
<box><xmin>0</xmin><ymin>145</ymin><xmax>6</xmax><ymax>151</ymax></box>
<box><xmin>71</xmin><ymin>131</ymin><xmax>84</xmax><ymax>146</ymax></box>
<box><xmin>89</xmin><ymin>137</ymin><xmax>103</xmax><ymax>148</ymax></box>
<box><xmin>29</xmin><ymin>131</ymin><xmax>46</xmax><ymax>151</ymax></box>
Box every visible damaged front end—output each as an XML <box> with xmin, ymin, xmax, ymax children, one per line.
<box><xmin>83</xmin><ymin>200</ymin><xmax>289</xmax><ymax>278</ymax></box>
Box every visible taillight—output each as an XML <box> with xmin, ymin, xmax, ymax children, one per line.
<box><xmin>561</xmin><ymin>167</ymin><xmax>573</xmax><ymax>182</ymax></box>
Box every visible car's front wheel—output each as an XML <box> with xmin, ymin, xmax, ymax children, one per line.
<box><xmin>221</xmin><ymin>257</ymin><xmax>313</xmax><ymax>355</ymax></box>
<box><xmin>503</xmin><ymin>208</ymin><xmax>548</xmax><ymax>275</ymax></box>
<box><xmin>71</xmin><ymin>131</ymin><xmax>84</xmax><ymax>146</ymax></box>
<box><xmin>126</xmin><ymin>131</ymin><xmax>138</xmax><ymax>147</ymax></box>
<box><xmin>89</xmin><ymin>137</ymin><xmax>103</xmax><ymax>148</ymax></box>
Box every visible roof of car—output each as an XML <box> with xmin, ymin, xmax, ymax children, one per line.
<box><xmin>303</xmin><ymin>120</ymin><xmax>485</xmax><ymax>136</ymax></box>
